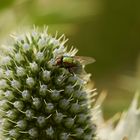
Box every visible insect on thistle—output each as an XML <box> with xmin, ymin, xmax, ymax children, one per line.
<box><xmin>55</xmin><ymin>55</ymin><xmax>95</xmax><ymax>74</ymax></box>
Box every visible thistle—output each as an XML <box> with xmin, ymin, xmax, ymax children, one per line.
<box><xmin>0</xmin><ymin>27</ymin><xmax>96</xmax><ymax>140</ymax></box>
<box><xmin>96</xmin><ymin>93</ymin><xmax>140</xmax><ymax>140</ymax></box>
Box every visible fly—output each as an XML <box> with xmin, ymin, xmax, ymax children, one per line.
<box><xmin>55</xmin><ymin>55</ymin><xmax>95</xmax><ymax>74</ymax></box>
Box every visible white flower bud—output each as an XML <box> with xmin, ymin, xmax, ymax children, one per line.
<box><xmin>17</xmin><ymin>120</ymin><xmax>27</xmax><ymax>129</ymax></box>
<box><xmin>13</xmin><ymin>101</ymin><xmax>24</xmax><ymax>110</ymax></box>
<box><xmin>46</xmin><ymin>126</ymin><xmax>54</xmax><ymax>137</ymax></box>
<box><xmin>70</xmin><ymin>103</ymin><xmax>80</xmax><ymax>114</ymax></box>
<box><xmin>49</xmin><ymin>38</ymin><xmax>59</xmax><ymax>46</ymax></box>
<box><xmin>2</xmin><ymin>56</ymin><xmax>11</xmax><ymax>65</ymax></box>
<box><xmin>36</xmin><ymin>52</ymin><xmax>44</xmax><ymax>61</ymax></box>
<box><xmin>42</xmin><ymin>70</ymin><xmax>51</xmax><ymax>81</ymax></box>
<box><xmin>15</xmin><ymin>53</ymin><xmax>24</xmax><ymax>63</ymax></box>
<box><xmin>64</xmin><ymin>118</ymin><xmax>75</xmax><ymax>128</ymax></box>
<box><xmin>28</xmin><ymin>128</ymin><xmax>38</xmax><ymax>137</ymax></box>
<box><xmin>30</xmin><ymin>62</ymin><xmax>38</xmax><ymax>72</ymax></box>
<box><xmin>6</xmin><ymin>110</ymin><xmax>17</xmax><ymax>120</ymax></box>
<box><xmin>17</xmin><ymin>67</ymin><xmax>26</xmax><ymax>77</ymax></box>
<box><xmin>38</xmin><ymin>38</ymin><xmax>46</xmax><ymax>49</ymax></box>
<box><xmin>48</xmin><ymin>59</ymin><xmax>55</xmax><ymax>66</ymax></box>
<box><xmin>25</xmin><ymin>109</ymin><xmax>34</xmax><ymax>119</ymax></box>
<box><xmin>0</xmin><ymin>100</ymin><xmax>8</xmax><ymax>108</ymax></box>
<box><xmin>22</xmin><ymin>90</ymin><xmax>31</xmax><ymax>100</ymax></box>
<box><xmin>9</xmin><ymin>129</ymin><xmax>19</xmax><ymax>138</ymax></box>
<box><xmin>26</xmin><ymin>77</ymin><xmax>35</xmax><ymax>87</ymax></box>
<box><xmin>37</xmin><ymin>116</ymin><xmax>46</xmax><ymax>127</ymax></box>
<box><xmin>54</xmin><ymin>45</ymin><xmax>64</xmax><ymax>57</ymax></box>
<box><xmin>59</xmin><ymin>133</ymin><xmax>69</xmax><ymax>140</ymax></box>
<box><xmin>74</xmin><ymin>128</ymin><xmax>84</xmax><ymax>137</ymax></box>
<box><xmin>32</xmin><ymin>31</ymin><xmax>38</xmax><ymax>38</ymax></box>
<box><xmin>1</xmin><ymin>118</ymin><xmax>11</xmax><ymax>128</ymax></box>
<box><xmin>40</xmin><ymin>84</ymin><xmax>48</xmax><ymax>96</ymax></box>
<box><xmin>0</xmin><ymin>79</ymin><xmax>8</xmax><ymax>89</ymax></box>
<box><xmin>5</xmin><ymin>69</ymin><xmax>13</xmax><ymax>78</ymax></box>
<box><xmin>5</xmin><ymin>90</ymin><xmax>14</xmax><ymax>100</ymax></box>
<box><xmin>23</xmin><ymin>43</ymin><xmax>30</xmax><ymax>51</ymax></box>
<box><xmin>45</xmin><ymin>102</ymin><xmax>54</xmax><ymax>113</ymax></box>
<box><xmin>11</xmin><ymin>80</ymin><xmax>21</xmax><ymax>89</ymax></box>
<box><xmin>32</xmin><ymin>98</ymin><xmax>41</xmax><ymax>109</ymax></box>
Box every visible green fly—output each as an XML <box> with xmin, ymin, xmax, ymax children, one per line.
<box><xmin>56</xmin><ymin>55</ymin><xmax>95</xmax><ymax>74</ymax></box>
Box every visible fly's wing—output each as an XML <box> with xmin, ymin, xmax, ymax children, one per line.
<box><xmin>74</xmin><ymin>56</ymin><xmax>95</xmax><ymax>65</ymax></box>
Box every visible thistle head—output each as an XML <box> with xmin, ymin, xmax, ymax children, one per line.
<box><xmin>0</xmin><ymin>27</ymin><xmax>96</xmax><ymax>139</ymax></box>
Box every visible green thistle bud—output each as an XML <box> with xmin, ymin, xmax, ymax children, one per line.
<box><xmin>22</xmin><ymin>90</ymin><xmax>31</xmax><ymax>101</ymax></box>
<box><xmin>0</xmin><ymin>27</ymin><xmax>96</xmax><ymax>139</ymax></box>
<box><xmin>46</xmin><ymin>126</ymin><xmax>54</xmax><ymax>138</ymax></box>
<box><xmin>16</xmin><ymin>120</ymin><xmax>27</xmax><ymax>130</ymax></box>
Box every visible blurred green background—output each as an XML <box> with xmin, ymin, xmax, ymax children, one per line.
<box><xmin>0</xmin><ymin>0</ymin><xmax>140</xmax><ymax>119</ymax></box>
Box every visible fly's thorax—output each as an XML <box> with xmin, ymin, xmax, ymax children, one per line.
<box><xmin>62</xmin><ymin>56</ymin><xmax>75</xmax><ymax>64</ymax></box>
